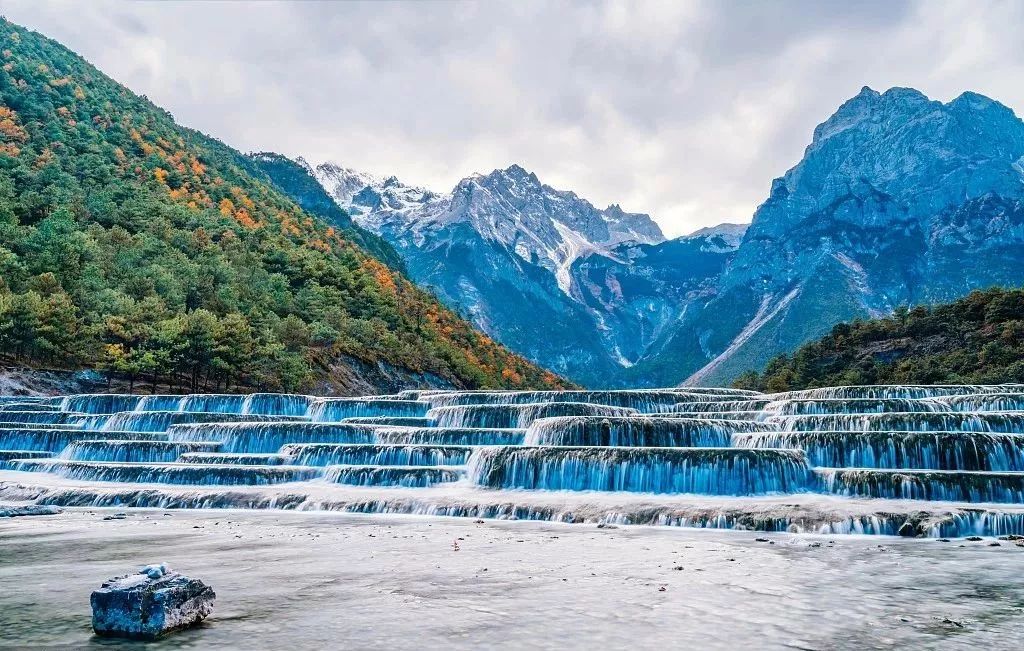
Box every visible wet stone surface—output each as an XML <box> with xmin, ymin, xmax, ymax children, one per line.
<box><xmin>90</xmin><ymin>563</ymin><xmax>215</xmax><ymax>640</ymax></box>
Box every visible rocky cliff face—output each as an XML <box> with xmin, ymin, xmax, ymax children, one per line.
<box><xmin>646</xmin><ymin>87</ymin><xmax>1024</xmax><ymax>386</ymax></box>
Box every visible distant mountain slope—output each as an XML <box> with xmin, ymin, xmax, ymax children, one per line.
<box><xmin>310</xmin><ymin>161</ymin><xmax>738</xmax><ymax>386</ymax></box>
<box><xmin>0</xmin><ymin>19</ymin><xmax>566</xmax><ymax>393</ymax></box>
<box><xmin>638</xmin><ymin>86</ymin><xmax>1024</xmax><ymax>387</ymax></box>
<box><xmin>734</xmin><ymin>287</ymin><xmax>1024</xmax><ymax>391</ymax></box>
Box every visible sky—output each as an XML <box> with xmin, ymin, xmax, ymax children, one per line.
<box><xmin>3</xmin><ymin>1</ymin><xmax>1024</xmax><ymax>237</ymax></box>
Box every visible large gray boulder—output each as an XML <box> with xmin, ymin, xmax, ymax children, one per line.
<box><xmin>91</xmin><ymin>564</ymin><xmax>215</xmax><ymax>639</ymax></box>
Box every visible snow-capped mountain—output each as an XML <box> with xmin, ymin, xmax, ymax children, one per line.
<box><xmin>310</xmin><ymin>162</ymin><xmax>684</xmax><ymax>385</ymax></box>
<box><xmin>315</xmin><ymin>163</ymin><xmax>663</xmax><ymax>294</ymax></box>
<box><xmin>638</xmin><ymin>86</ymin><xmax>1024</xmax><ymax>386</ymax></box>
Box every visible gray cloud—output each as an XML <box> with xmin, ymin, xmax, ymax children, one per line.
<box><xmin>3</xmin><ymin>0</ymin><xmax>1023</xmax><ymax>236</ymax></box>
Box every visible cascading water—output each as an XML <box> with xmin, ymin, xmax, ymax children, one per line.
<box><xmin>467</xmin><ymin>447</ymin><xmax>816</xmax><ymax>495</ymax></box>
<box><xmin>732</xmin><ymin>431</ymin><xmax>1024</xmax><ymax>471</ymax></box>
<box><xmin>281</xmin><ymin>443</ymin><xmax>472</xmax><ymax>467</ymax></box>
<box><xmin>934</xmin><ymin>393</ymin><xmax>1024</xmax><ymax>412</ymax></box>
<box><xmin>761</xmin><ymin>398</ymin><xmax>942</xmax><ymax>416</ymax></box>
<box><xmin>308</xmin><ymin>398</ymin><xmax>429</xmax><ymax>422</ymax></box>
<box><xmin>427</xmin><ymin>403</ymin><xmax>639</xmax><ymax>429</ymax></box>
<box><xmin>0</xmin><ymin>428</ymin><xmax>168</xmax><ymax>452</ymax></box>
<box><xmin>168</xmin><ymin>422</ymin><xmax>378</xmax><ymax>453</ymax></box>
<box><xmin>523</xmin><ymin>416</ymin><xmax>768</xmax><ymax>447</ymax></box>
<box><xmin>770</xmin><ymin>412</ymin><xmax>1024</xmax><ymax>433</ymax></box>
<box><xmin>340</xmin><ymin>416</ymin><xmax>432</xmax><ymax>427</ymax></box>
<box><xmin>58</xmin><ymin>440</ymin><xmax>222</xmax><ymax>463</ymax></box>
<box><xmin>321</xmin><ymin>465</ymin><xmax>463</xmax><ymax>487</ymax></box>
<box><xmin>5</xmin><ymin>385</ymin><xmax>1024</xmax><ymax>536</ymax></box>
<box><xmin>817</xmin><ymin>468</ymin><xmax>1024</xmax><ymax>503</ymax></box>
<box><xmin>95</xmin><ymin>411</ymin><xmax>306</xmax><ymax>433</ymax></box>
<box><xmin>11</xmin><ymin>459</ymin><xmax>323</xmax><ymax>485</ymax></box>
<box><xmin>372</xmin><ymin>427</ymin><xmax>526</xmax><ymax>446</ymax></box>
<box><xmin>422</xmin><ymin>390</ymin><xmax>739</xmax><ymax>413</ymax></box>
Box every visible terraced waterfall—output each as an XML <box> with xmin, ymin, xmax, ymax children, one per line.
<box><xmin>4</xmin><ymin>385</ymin><xmax>1024</xmax><ymax>536</ymax></box>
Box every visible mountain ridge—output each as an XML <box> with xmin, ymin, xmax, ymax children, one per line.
<box><xmin>309</xmin><ymin>159</ymin><xmax>705</xmax><ymax>386</ymax></box>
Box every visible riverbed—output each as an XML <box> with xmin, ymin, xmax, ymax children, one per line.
<box><xmin>1</xmin><ymin>509</ymin><xmax>1022</xmax><ymax>649</ymax></box>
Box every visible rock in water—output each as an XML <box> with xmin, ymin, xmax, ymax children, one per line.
<box><xmin>91</xmin><ymin>564</ymin><xmax>215</xmax><ymax>639</ymax></box>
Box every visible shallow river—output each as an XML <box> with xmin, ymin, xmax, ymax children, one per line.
<box><xmin>1</xmin><ymin>509</ymin><xmax>1022</xmax><ymax>649</ymax></box>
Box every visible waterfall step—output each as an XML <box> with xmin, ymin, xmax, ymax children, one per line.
<box><xmin>427</xmin><ymin>403</ymin><xmax>640</xmax><ymax>429</ymax></box>
<box><xmin>9</xmin><ymin>460</ymin><xmax>323</xmax><ymax>485</ymax></box>
<box><xmin>524</xmin><ymin>416</ymin><xmax>768</xmax><ymax>447</ymax></box>
<box><xmin>177</xmin><ymin>453</ymin><xmax>289</xmax><ymax>465</ymax></box>
<box><xmin>82</xmin><ymin>412</ymin><xmax>308</xmax><ymax>433</ymax></box>
<box><xmin>321</xmin><ymin>464</ymin><xmax>464</xmax><ymax>487</ymax></box>
<box><xmin>938</xmin><ymin>393</ymin><xmax>1024</xmax><ymax>412</ymax></box>
<box><xmin>670</xmin><ymin>400</ymin><xmax>771</xmax><ymax>413</ymax></box>
<box><xmin>660</xmin><ymin>410</ymin><xmax>766</xmax><ymax>421</ymax></box>
<box><xmin>732</xmin><ymin>431</ymin><xmax>1024</xmax><ymax>471</ymax></box>
<box><xmin>0</xmin><ymin>429</ymin><xmax>169</xmax><ymax>452</ymax></box>
<box><xmin>0</xmin><ymin>411</ymin><xmax>85</xmax><ymax>425</ymax></box>
<box><xmin>768</xmin><ymin>384</ymin><xmax>1024</xmax><ymax>400</ymax></box>
<box><xmin>422</xmin><ymin>390</ymin><xmax>714</xmax><ymax>413</ymax></box>
<box><xmin>340</xmin><ymin>417</ymin><xmax>432</xmax><ymax>427</ymax></box>
<box><xmin>0</xmin><ymin>449</ymin><xmax>54</xmax><ymax>465</ymax></box>
<box><xmin>771</xmin><ymin>412</ymin><xmax>1024</xmax><ymax>432</ymax></box>
<box><xmin>308</xmin><ymin>398</ymin><xmax>430</xmax><ymax>422</ymax></box>
<box><xmin>0</xmin><ymin>423</ymin><xmax>81</xmax><ymax>430</ymax></box>
<box><xmin>372</xmin><ymin>427</ymin><xmax>526</xmax><ymax>446</ymax></box>
<box><xmin>0</xmin><ymin>404</ymin><xmax>63</xmax><ymax>412</ymax></box>
<box><xmin>168</xmin><ymin>422</ymin><xmax>378</xmax><ymax>453</ymax></box>
<box><xmin>280</xmin><ymin>443</ymin><xmax>473</xmax><ymax>467</ymax></box>
<box><xmin>59</xmin><ymin>440</ymin><xmax>223</xmax><ymax>463</ymax></box>
<box><xmin>817</xmin><ymin>468</ymin><xmax>1024</xmax><ymax>503</ymax></box>
<box><xmin>468</xmin><ymin>446</ymin><xmax>815</xmax><ymax>495</ymax></box>
<box><xmin>762</xmin><ymin>398</ymin><xmax>943</xmax><ymax>415</ymax></box>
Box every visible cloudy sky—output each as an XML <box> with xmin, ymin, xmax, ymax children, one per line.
<box><xmin>4</xmin><ymin>1</ymin><xmax>1024</xmax><ymax>236</ymax></box>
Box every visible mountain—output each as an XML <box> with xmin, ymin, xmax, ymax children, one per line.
<box><xmin>245</xmin><ymin>152</ymin><xmax>406</xmax><ymax>273</ymax></box>
<box><xmin>0</xmin><ymin>19</ymin><xmax>566</xmax><ymax>394</ymax></box>
<box><xmin>310</xmin><ymin>161</ymin><xmax>718</xmax><ymax>386</ymax></box>
<box><xmin>734</xmin><ymin>287</ymin><xmax>1024</xmax><ymax>391</ymax></box>
<box><xmin>308</xmin><ymin>86</ymin><xmax>1024</xmax><ymax>389</ymax></box>
<box><xmin>635</xmin><ymin>86</ymin><xmax>1024</xmax><ymax>386</ymax></box>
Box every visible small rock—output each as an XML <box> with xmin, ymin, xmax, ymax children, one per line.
<box><xmin>754</xmin><ymin>538</ymin><xmax>770</xmax><ymax>543</ymax></box>
<box><xmin>988</xmin><ymin>542</ymin><xmax>1001</xmax><ymax>547</ymax></box>
<box><xmin>937</xmin><ymin>538</ymin><xmax>950</xmax><ymax>542</ymax></box>
<box><xmin>965</xmin><ymin>536</ymin><xmax>984</xmax><ymax>542</ymax></box>
<box><xmin>596</xmin><ymin>523</ymin><xmax>618</xmax><ymax>529</ymax></box>
<box><xmin>91</xmin><ymin>565</ymin><xmax>215</xmax><ymax>640</ymax></box>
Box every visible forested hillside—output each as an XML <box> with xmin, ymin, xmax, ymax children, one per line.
<box><xmin>734</xmin><ymin>288</ymin><xmax>1024</xmax><ymax>392</ymax></box>
<box><xmin>0</xmin><ymin>19</ymin><xmax>566</xmax><ymax>393</ymax></box>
